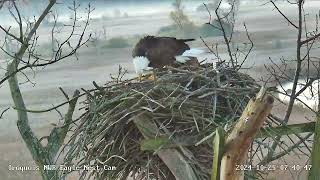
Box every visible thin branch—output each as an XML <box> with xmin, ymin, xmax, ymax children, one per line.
<box><xmin>301</xmin><ymin>32</ymin><xmax>320</xmax><ymax>45</ymax></box>
<box><xmin>270</xmin><ymin>0</ymin><xmax>299</xmax><ymax>29</ymax></box>
<box><xmin>0</xmin><ymin>107</ymin><xmax>10</xmax><ymax>119</ymax></box>
<box><xmin>215</xmin><ymin>0</ymin><xmax>235</xmax><ymax>68</ymax></box>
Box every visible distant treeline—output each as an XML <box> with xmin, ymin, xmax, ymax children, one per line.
<box><xmin>25</xmin><ymin>0</ymin><xmax>208</xmax><ymax>6</ymax></box>
<box><xmin>27</xmin><ymin>0</ymin><xmax>185</xmax><ymax>2</ymax></box>
<box><xmin>78</xmin><ymin>0</ymin><xmax>199</xmax><ymax>3</ymax></box>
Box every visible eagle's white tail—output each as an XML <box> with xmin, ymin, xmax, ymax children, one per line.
<box><xmin>181</xmin><ymin>48</ymin><xmax>207</xmax><ymax>57</ymax></box>
<box><xmin>175</xmin><ymin>48</ymin><xmax>208</xmax><ymax>63</ymax></box>
<box><xmin>175</xmin><ymin>56</ymin><xmax>191</xmax><ymax>63</ymax></box>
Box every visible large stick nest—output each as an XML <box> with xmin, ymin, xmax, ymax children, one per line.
<box><xmin>62</xmin><ymin>64</ymin><xmax>260</xmax><ymax>180</ymax></box>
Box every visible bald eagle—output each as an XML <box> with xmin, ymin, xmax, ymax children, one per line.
<box><xmin>132</xmin><ymin>36</ymin><xmax>206</xmax><ymax>79</ymax></box>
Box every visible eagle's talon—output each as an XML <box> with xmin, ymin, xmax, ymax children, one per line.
<box><xmin>147</xmin><ymin>73</ymin><xmax>156</xmax><ymax>81</ymax></box>
<box><xmin>136</xmin><ymin>73</ymin><xmax>156</xmax><ymax>82</ymax></box>
<box><xmin>138</xmin><ymin>74</ymin><xmax>143</xmax><ymax>82</ymax></box>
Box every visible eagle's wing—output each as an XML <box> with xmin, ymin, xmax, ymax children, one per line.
<box><xmin>147</xmin><ymin>37</ymin><xmax>192</xmax><ymax>68</ymax></box>
<box><xmin>161</xmin><ymin>38</ymin><xmax>191</xmax><ymax>56</ymax></box>
<box><xmin>132</xmin><ymin>36</ymin><xmax>158</xmax><ymax>57</ymax></box>
<box><xmin>146</xmin><ymin>46</ymin><xmax>176</xmax><ymax>68</ymax></box>
<box><xmin>133</xmin><ymin>36</ymin><xmax>195</xmax><ymax>68</ymax></box>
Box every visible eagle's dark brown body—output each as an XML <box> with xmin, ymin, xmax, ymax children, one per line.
<box><xmin>132</xmin><ymin>36</ymin><xmax>196</xmax><ymax>68</ymax></box>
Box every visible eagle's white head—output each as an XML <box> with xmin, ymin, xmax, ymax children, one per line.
<box><xmin>132</xmin><ymin>56</ymin><xmax>153</xmax><ymax>75</ymax></box>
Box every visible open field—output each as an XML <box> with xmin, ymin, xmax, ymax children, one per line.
<box><xmin>0</xmin><ymin>1</ymin><xmax>320</xmax><ymax>179</ymax></box>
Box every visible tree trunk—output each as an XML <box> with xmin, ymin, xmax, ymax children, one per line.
<box><xmin>308</xmin><ymin>115</ymin><xmax>320</xmax><ymax>179</ymax></box>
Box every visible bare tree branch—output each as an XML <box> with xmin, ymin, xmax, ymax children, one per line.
<box><xmin>1</xmin><ymin>0</ymin><xmax>92</xmax><ymax>179</ymax></box>
<box><xmin>0</xmin><ymin>107</ymin><xmax>9</xmax><ymax>119</ymax></box>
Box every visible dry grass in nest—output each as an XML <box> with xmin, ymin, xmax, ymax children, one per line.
<box><xmin>62</xmin><ymin>64</ymin><xmax>260</xmax><ymax>180</ymax></box>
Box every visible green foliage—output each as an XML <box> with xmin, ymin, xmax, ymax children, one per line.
<box><xmin>103</xmin><ymin>37</ymin><xmax>130</xmax><ymax>48</ymax></box>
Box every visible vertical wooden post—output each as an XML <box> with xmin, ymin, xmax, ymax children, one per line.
<box><xmin>220</xmin><ymin>88</ymin><xmax>274</xmax><ymax>180</ymax></box>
